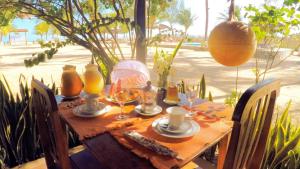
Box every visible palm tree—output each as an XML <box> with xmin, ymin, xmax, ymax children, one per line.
<box><xmin>218</xmin><ymin>5</ymin><xmax>242</xmax><ymax>21</ymax></box>
<box><xmin>204</xmin><ymin>0</ymin><xmax>209</xmax><ymax>40</ymax></box>
<box><xmin>163</xmin><ymin>0</ymin><xmax>180</xmax><ymax>36</ymax></box>
<box><xmin>0</xmin><ymin>23</ymin><xmax>14</xmax><ymax>44</ymax></box>
<box><xmin>177</xmin><ymin>9</ymin><xmax>197</xmax><ymax>35</ymax></box>
<box><xmin>35</xmin><ymin>21</ymin><xmax>50</xmax><ymax>40</ymax></box>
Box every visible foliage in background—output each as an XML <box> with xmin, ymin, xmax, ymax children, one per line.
<box><xmin>160</xmin><ymin>0</ymin><xmax>181</xmax><ymax>36</ymax></box>
<box><xmin>24</xmin><ymin>40</ymin><xmax>71</xmax><ymax>67</ymax></box>
<box><xmin>245</xmin><ymin>0</ymin><xmax>300</xmax><ymax>83</ymax></box>
<box><xmin>0</xmin><ymin>0</ymin><xmax>135</xmax><ymax>79</ymax></box>
<box><xmin>0</xmin><ymin>7</ymin><xmax>16</xmax><ymax>27</ymax></box>
<box><xmin>34</xmin><ymin>21</ymin><xmax>50</xmax><ymax>40</ymax></box>
<box><xmin>218</xmin><ymin>5</ymin><xmax>242</xmax><ymax>21</ymax></box>
<box><xmin>177</xmin><ymin>8</ymin><xmax>197</xmax><ymax>35</ymax></box>
<box><xmin>177</xmin><ymin>75</ymin><xmax>213</xmax><ymax>102</ymax></box>
<box><xmin>224</xmin><ymin>90</ymin><xmax>241</xmax><ymax>108</ymax></box>
<box><xmin>0</xmin><ymin>75</ymin><xmax>79</xmax><ymax>168</ymax></box>
<box><xmin>153</xmin><ymin>39</ymin><xmax>184</xmax><ymax>88</ymax></box>
<box><xmin>261</xmin><ymin>101</ymin><xmax>300</xmax><ymax>169</ymax></box>
<box><xmin>146</xmin><ymin>0</ymin><xmax>171</xmax><ymax>42</ymax></box>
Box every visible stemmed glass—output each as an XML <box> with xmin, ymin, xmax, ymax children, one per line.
<box><xmin>113</xmin><ymin>80</ymin><xmax>131</xmax><ymax>120</ymax></box>
<box><xmin>185</xmin><ymin>79</ymin><xmax>200</xmax><ymax>116</ymax></box>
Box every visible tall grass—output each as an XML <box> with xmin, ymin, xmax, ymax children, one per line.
<box><xmin>0</xmin><ymin>75</ymin><xmax>79</xmax><ymax>167</ymax></box>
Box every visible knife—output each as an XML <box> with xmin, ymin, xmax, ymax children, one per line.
<box><xmin>124</xmin><ymin>131</ymin><xmax>182</xmax><ymax>160</ymax></box>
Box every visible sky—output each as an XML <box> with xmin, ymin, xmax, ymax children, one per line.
<box><xmin>184</xmin><ymin>0</ymin><xmax>265</xmax><ymax>36</ymax></box>
<box><xmin>6</xmin><ymin>0</ymin><xmax>268</xmax><ymax>42</ymax></box>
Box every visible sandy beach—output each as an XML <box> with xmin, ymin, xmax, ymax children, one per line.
<box><xmin>1</xmin><ymin>43</ymin><xmax>299</xmax><ymax>122</ymax></box>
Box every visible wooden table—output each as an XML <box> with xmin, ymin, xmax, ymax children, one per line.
<box><xmin>58</xmin><ymin>93</ymin><xmax>233</xmax><ymax>169</ymax></box>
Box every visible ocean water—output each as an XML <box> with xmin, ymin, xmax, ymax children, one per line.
<box><xmin>2</xmin><ymin>18</ymin><xmax>51</xmax><ymax>43</ymax></box>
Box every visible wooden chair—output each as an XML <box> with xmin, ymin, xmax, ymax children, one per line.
<box><xmin>192</xmin><ymin>79</ymin><xmax>280</xmax><ymax>169</ymax></box>
<box><xmin>31</xmin><ymin>79</ymin><xmax>103</xmax><ymax>169</ymax></box>
<box><xmin>222</xmin><ymin>79</ymin><xmax>280</xmax><ymax>169</ymax></box>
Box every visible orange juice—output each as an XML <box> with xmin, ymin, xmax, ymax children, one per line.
<box><xmin>61</xmin><ymin>65</ymin><xmax>83</xmax><ymax>97</ymax></box>
<box><xmin>166</xmin><ymin>85</ymin><xmax>179</xmax><ymax>101</ymax></box>
<box><xmin>84</xmin><ymin>64</ymin><xmax>104</xmax><ymax>95</ymax></box>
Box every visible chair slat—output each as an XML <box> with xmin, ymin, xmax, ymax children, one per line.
<box><xmin>223</xmin><ymin>79</ymin><xmax>280</xmax><ymax>169</ymax></box>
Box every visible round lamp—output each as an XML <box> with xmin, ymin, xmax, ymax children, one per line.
<box><xmin>208</xmin><ymin>21</ymin><xmax>257</xmax><ymax>66</ymax></box>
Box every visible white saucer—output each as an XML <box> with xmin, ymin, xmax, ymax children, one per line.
<box><xmin>163</xmin><ymin>99</ymin><xmax>180</xmax><ymax>105</ymax></box>
<box><xmin>152</xmin><ymin>117</ymin><xmax>200</xmax><ymax>138</ymax></box>
<box><xmin>73</xmin><ymin>102</ymin><xmax>110</xmax><ymax>118</ymax></box>
<box><xmin>157</xmin><ymin>117</ymin><xmax>192</xmax><ymax>134</ymax></box>
<box><xmin>135</xmin><ymin>105</ymin><xmax>162</xmax><ymax>116</ymax></box>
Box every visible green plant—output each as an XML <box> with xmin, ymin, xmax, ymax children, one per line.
<box><xmin>24</xmin><ymin>40</ymin><xmax>71</xmax><ymax>67</ymax></box>
<box><xmin>245</xmin><ymin>1</ymin><xmax>300</xmax><ymax>83</ymax></box>
<box><xmin>0</xmin><ymin>1</ymin><xmax>135</xmax><ymax>77</ymax></box>
<box><xmin>153</xmin><ymin>39</ymin><xmax>184</xmax><ymax>88</ymax></box>
<box><xmin>0</xmin><ymin>147</ymin><xmax>7</xmax><ymax>169</ymax></box>
<box><xmin>177</xmin><ymin>75</ymin><xmax>213</xmax><ymax>101</ymax></box>
<box><xmin>34</xmin><ymin>21</ymin><xmax>50</xmax><ymax>40</ymax></box>
<box><xmin>224</xmin><ymin>90</ymin><xmax>241</xmax><ymax>108</ymax></box>
<box><xmin>0</xmin><ymin>75</ymin><xmax>79</xmax><ymax>168</ymax></box>
<box><xmin>261</xmin><ymin>101</ymin><xmax>300</xmax><ymax>169</ymax></box>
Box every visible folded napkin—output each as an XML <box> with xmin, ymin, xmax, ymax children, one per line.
<box><xmin>124</xmin><ymin>131</ymin><xmax>182</xmax><ymax>160</ymax></box>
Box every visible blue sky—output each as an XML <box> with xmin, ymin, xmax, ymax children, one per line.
<box><xmin>7</xmin><ymin>0</ymin><xmax>268</xmax><ymax>42</ymax></box>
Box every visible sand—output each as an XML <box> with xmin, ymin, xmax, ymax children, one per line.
<box><xmin>1</xmin><ymin>43</ymin><xmax>299</xmax><ymax>123</ymax></box>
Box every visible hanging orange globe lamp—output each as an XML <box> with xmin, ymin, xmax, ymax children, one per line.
<box><xmin>208</xmin><ymin>0</ymin><xmax>257</xmax><ymax>66</ymax></box>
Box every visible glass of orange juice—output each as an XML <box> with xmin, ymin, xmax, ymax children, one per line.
<box><xmin>83</xmin><ymin>64</ymin><xmax>104</xmax><ymax>95</ymax></box>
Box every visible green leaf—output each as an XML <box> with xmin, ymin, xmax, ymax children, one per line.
<box><xmin>270</xmin><ymin>133</ymin><xmax>300</xmax><ymax>168</ymax></box>
<box><xmin>208</xmin><ymin>92</ymin><xmax>213</xmax><ymax>102</ymax></box>
<box><xmin>200</xmin><ymin>75</ymin><xmax>206</xmax><ymax>99</ymax></box>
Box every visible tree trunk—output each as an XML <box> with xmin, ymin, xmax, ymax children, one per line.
<box><xmin>204</xmin><ymin>0</ymin><xmax>209</xmax><ymax>41</ymax></box>
<box><xmin>135</xmin><ymin>0</ymin><xmax>146</xmax><ymax>63</ymax></box>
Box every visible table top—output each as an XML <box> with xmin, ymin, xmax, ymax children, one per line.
<box><xmin>58</xmin><ymin>95</ymin><xmax>233</xmax><ymax>169</ymax></box>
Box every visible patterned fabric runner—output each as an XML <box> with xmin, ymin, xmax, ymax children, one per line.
<box><xmin>110</xmin><ymin>104</ymin><xmax>233</xmax><ymax>169</ymax></box>
<box><xmin>59</xmin><ymin>98</ymin><xmax>233</xmax><ymax>168</ymax></box>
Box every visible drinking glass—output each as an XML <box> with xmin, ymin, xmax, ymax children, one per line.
<box><xmin>185</xmin><ymin>79</ymin><xmax>200</xmax><ymax>116</ymax></box>
<box><xmin>166</xmin><ymin>81</ymin><xmax>179</xmax><ymax>102</ymax></box>
<box><xmin>114</xmin><ymin>87</ymin><xmax>130</xmax><ymax>120</ymax></box>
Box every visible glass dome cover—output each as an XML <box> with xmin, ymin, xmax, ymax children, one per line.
<box><xmin>111</xmin><ymin>60</ymin><xmax>150</xmax><ymax>88</ymax></box>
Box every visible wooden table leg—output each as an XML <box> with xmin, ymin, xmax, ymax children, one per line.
<box><xmin>217</xmin><ymin>134</ymin><xmax>229</xmax><ymax>169</ymax></box>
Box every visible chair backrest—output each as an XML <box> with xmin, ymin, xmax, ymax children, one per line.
<box><xmin>31</xmin><ymin>79</ymin><xmax>71</xmax><ymax>169</ymax></box>
<box><xmin>223</xmin><ymin>79</ymin><xmax>280</xmax><ymax>169</ymax></box>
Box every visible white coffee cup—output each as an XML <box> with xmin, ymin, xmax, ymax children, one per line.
<box><xmin>85</xmin><ymin>95</ymin><xmax>99</xmax><ymax>112</ymax></box>
<box><xmin>166</xmin><ymin>106</ymin><xmax>189</xmax><ymax>130</ymax></box>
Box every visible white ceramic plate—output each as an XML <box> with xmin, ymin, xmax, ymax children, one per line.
<box><xmin>73</xmin><ymin>102</ymin><xmax>110</xmax><ymax>118</ymax></box>
<box><xmin>152</xmin><ymin>117</ymin><xmax>200</xmax><ymax>138</ymax></box>
<box><xmin>157</xmin><ymin>117</ymin><xmax>192</xmax><ymax>134</ymax></box>
<box><xmin>135</xmin><ymin>105</ymin><xmax>162</xmax><ymax>116</ymax></box>
<box><xmin>163</xmin><ymin>99</ymin><xmax>180</xmax><ymax>105</ymax></box>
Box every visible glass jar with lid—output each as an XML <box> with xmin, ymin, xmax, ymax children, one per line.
<box><xmin>61</xmin><ymin>65</ymin><xmax>83</xmax><ymax>97</ymax></box>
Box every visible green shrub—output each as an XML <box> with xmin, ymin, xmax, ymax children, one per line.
<box><xmin>0</xmin><ymin>146</ymin><xmax>7</xmax><ymax>169</ymax></box>
<box><xmin>0</xmin><ymin>75</ymin><xmax>80</xmax><ymax>167</ymax></box>
<box><xmin>261</xmin><ymin>101</ymin><xmax>300</xmax><ymax>169</ymax></box>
